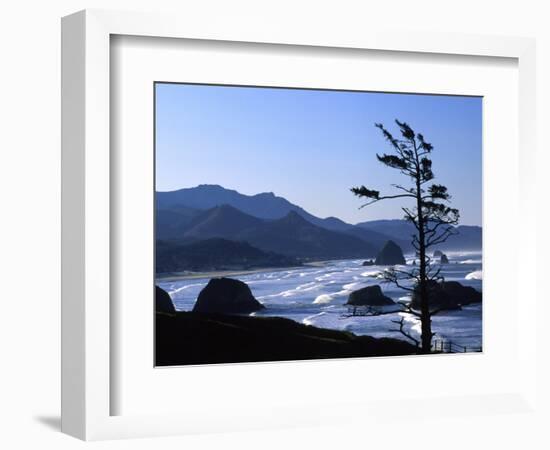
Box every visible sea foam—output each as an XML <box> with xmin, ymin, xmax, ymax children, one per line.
<box><xmin>465</xmin><ymin>270</ymin><xmax>482</xmax><ymax>280</ymax></box>
<box><xmin>312</xmin><ymin>288</ymin><xmax>349</xmax><ymax>304</ymax></box>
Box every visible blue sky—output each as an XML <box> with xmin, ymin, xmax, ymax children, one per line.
<box><xmin>155</xmin><ymin>83</ymin><xmax>482</xmax><ymax>226</ymax></box>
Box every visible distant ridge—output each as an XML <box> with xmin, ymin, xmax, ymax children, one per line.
<box><xmin>157</xmin><ymin>184</ymin><xmax>365</xmax><ymax>232</ymax></box>
<box><xmin>183</xmin><ymin>204</ymin><xmax>263</xmax><ymax>240</ymax></box>
<box><xmin>156</xmin><ymin>185</ymin><xmax>401</xmax><ymax>248</ymax></box>
<box><xmin>357</xmin><ymin>219</ymin><xmax>482</xmax><ymax>251</ymax></box>
<box><xmin>237</xmin><ymin>210</ymin><xmax>378</xmax><ymax>259</ymax></box>
<box><xmin>156</xmin><ymin>205</ymin><xmax>203</xmax><ymax>240</ymax></box>
<box><xmin>156</xmin><ymin>184</ymin><xmax>308</xmax><ymax>220</ymax></box>
<box><xmin>156</xmin><ymin>185</ymin><xmax>482</xmax><ymax>252</ymax></box>
<box><xmin>158</xmin><ymin>206</ymin><xmax>378</xmax><ymax>261</ymax></box>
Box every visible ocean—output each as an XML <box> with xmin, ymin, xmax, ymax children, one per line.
<box><xmin>157</xmin><ymin>251</ymin><xmax>483</xmax><ymax>349</ymax></box>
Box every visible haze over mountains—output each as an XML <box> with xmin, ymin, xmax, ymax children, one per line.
<box><xmin>156</xmin><ymin>185</ymin><xmax>482</xmax><ymax>273</ymax></box>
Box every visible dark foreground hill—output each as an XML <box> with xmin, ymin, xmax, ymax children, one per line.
<box><xmin>156</xmin><ymin>238</ymin><xmax>298</xmax><ymax>274</ymax></box>
<box><xmin>155</xmin><ymin>311</ymin><xmax>417</xmax><ymax>366</ymax></box>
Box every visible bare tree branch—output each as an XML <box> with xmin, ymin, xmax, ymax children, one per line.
<box><xmin>357</xmin><ymin>193</ymin><xmax>417</xmax><ymax>209</ymax></box>
<box><xmin>426</xmin><ymin>227</ymin><xmax>457</xmax><ymax>247</ymax></box>
<box><xmin>396</xmin><ymin>301</ymin><xmax>422</xmax><ymax>318</ymax></box>
<box><xmin>389</xmin><ymin>317</ymin><xmax>420</xmax><ymax>348</ymax></box>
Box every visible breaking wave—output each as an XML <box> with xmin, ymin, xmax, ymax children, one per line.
<box><xmin>465</xmin><ymin>270</ymin><xmax>482</xmax><ymax>280</ymax></box>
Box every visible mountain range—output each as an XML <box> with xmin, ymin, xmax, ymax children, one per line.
<box><xmin>155</xmin><ymin>185</ymin><xmax>482</xmax><ymax>273</ymax></box>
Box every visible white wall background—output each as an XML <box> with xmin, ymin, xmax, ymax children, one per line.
<box><xmin>0</xmin><ymin>1</ymin><xmax>548</xmax><ymax>448</ymax></box>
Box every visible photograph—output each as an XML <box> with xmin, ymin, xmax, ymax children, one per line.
<box><xmin>154</xmin><ymin>83</ymin><xmax>483</xmax><ymax>366</ymax></box>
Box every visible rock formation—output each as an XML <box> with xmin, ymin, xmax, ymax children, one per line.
<box><xmin>375</xmin><ymin>240</ymin><xmax>406</xmax><ymax>265</ymax></box>
<box><xmin>192</xmin><ymin>277</ymin><xmax>264</xmax><ymax>314</ymax></box>
<box><xmin>410</xmin><ymin>280</ymin><xmax>482</xmax><ymax>311</ymax></box>
<box><xmin>156</xmin><ymin>285</ymin><xmax>176</xmax><ymax>314</ymax></box>
<box><xmin>346</xmin><ymin>285</ymin><xmax>395</xmax><ymax>306</ymax></box>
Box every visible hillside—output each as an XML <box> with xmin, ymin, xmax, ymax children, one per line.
<box><xmin>183</xmin><ymin>204</ymin><xmax>263</xmax><ymax>240</ymax></box>
<box><xmin>238</xmin><ymin>211</ymin><xmax>377</xmax><ymax>259</ymax></box>
<box><xmin>157</xmin><ymin>205</ymin><xmax>377</xmax><ymax>260</ymax></box>
<box><xmin>156</xmin><ymin>311</ymin><xmax>417</xmax><ymax>366</ymax></box>
<box><xmin>156</xmin><ymin>238</ymin><xmax>298</xmax><ymax>274</ymax></box>
<box><xmin>155</xmin><ymin>205</ymin><xmax>202</xmax><ymax>240</ymax></box>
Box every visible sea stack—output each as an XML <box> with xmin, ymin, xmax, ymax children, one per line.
<box><xmin>410</xmin><ymin>280</ymin><xmax>482</xmax><ymax>311</ymax></box>
<box><xmin>192</xmin><ymin>277</ymin><xmax>265</xmax><ymax>314</ymax></box>
<box><xmin>156</xmin><ymin>285</ymin><xmax>176</xmax><ymax>314</ymax></box>
<box><xmin>346</xmin><ymin>285</ymin><xmax>395</xmax><ymax>307</ymax></box>
<box><xmin>375</xmin><ymin>240</ymin><xmax>406</xmax><ymax>265</ymax></box>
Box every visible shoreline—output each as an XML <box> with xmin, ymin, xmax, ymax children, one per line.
<box><xmin>156</xmin><ymin>260</ymin><xmax>330</xmax><ymax>282</ymax></box>
<box><xmin>155</xmin><ymin>251</ymin><xmax>482</xmax><ymax>282</ymax></box>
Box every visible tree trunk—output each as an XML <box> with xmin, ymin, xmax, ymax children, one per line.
<box><xmin>416</xmin><ymin>177</ymin><xmax>432</xmax><ymax>354</ymax></box>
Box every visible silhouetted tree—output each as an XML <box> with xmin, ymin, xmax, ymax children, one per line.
<box><xmin>351</xmin><ymin>120</ymin><xmax>459</xmax><ymax>353</ymax></box>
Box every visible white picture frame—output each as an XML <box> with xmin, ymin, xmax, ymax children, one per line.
<box><xmin>61</xmin><ymin>9</ymin><xmax>537</xmax><ymax>441</ymax></box>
